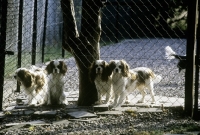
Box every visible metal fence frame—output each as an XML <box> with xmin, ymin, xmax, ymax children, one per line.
<box><xmin>0</xmin><ymin>0</ymin><xmax>199</xmax><ymax>119</ymax></box>
<box><xmin>0</xmin><ymin>0</ymin><xmax>8</xmax><ymax>111</ymax></box>
<box><xmin>185</xmin><ymin>0</ymin><xmax>200</xmax><ymax>120</ymax></box>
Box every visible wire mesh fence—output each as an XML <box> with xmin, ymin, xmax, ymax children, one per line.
<box><xmin>1</xmin><ymin>0</ymin><xmax>196</xmax><ymax>114</ymax></box>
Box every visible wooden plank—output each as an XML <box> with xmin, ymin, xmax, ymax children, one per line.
<box><xmin>67</xmin><ymin>111</ymin><xmax>97</xmax><ymax>119</ymax></box>
<box><xmin>93</xmin><ymin>104</ymin><xmax>109</xmax><ymax>112</ymax></box>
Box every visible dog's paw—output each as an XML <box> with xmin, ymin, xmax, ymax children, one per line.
<box><xmin>105</xmin><ymin>102</ymin><xmax>112</xmax><ymax>106</ymax></box>
<box><xmin>94</xmin><ymin>101</ymin><xmax>102</xmax><ymax>105</ymax></box>
<box><xmin>125</xmin><ymin>100</ymin><xmax>130</xmax><ymax>104</ymax></box>
<box><xmin>137</xmin><ymin>100</ymin><xmax>144</xmax><ymax>103</ymax></box>
<box><xmin>109</xmin><ymin>105</ymin><xmax>115</xmax><ymax>110</ymax></box>
<box><xmin>151</xmin><ymin>101</ymin><xmax>156</xmax><ymax>104</ymax></box>
<box><xmin>109</xmin><ymin>102</ymin><xmax>119</xmax><ymax>109</ymax></box>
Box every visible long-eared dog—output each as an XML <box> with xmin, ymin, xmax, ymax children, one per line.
<box><xmin>165</xmin><ymin>46</ymin><xmax>187</xmax><ymax>72</ymax></box>
<box><xmin>109</xmin><ymin>60</ymin><xmax>162</xmax><ymax>108</ymax></box>
<box><xmin>89</xmin><ymin>60</ymin><xmax>113</xmax><ymax>105</ymax></box>
<box><xmin>14</xmin><ymin>66</ymin><xmax>48</xmax><ymax>106</ymax></box>
<box><xmin>45</xmin><ymin>60</ymin><xmax>68</xmax><ymax>105</ymax></box>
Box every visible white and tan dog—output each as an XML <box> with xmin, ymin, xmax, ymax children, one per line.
<box><xmin>14</xmin><ymin>66</ymin><xmax>48</xmax><ymax>106</ymax></box>
<box><xmin>89</xmin><ymin>60</ymin><xmax>113</xmax><ymax>105</ymax></box>
<box><xmin>45</xmin><ymin>60</ymin><xmax>68</xmax><ymax>105</ymax></box>
<box><xmin>109</xmin><ymin>60</ymin><xmax>162</xmax><ymax>108</ymax></box>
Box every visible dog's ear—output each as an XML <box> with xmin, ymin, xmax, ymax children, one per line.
<box><xmin>59</xmin><ymin>61</ymin><xmax>67</xmax><ymax>74</ymax></box>
<box><xmin>121</xmin><ymin>60</ymin><xmax>129</xmax><ymax>77</ymax></box>
<box><xmin>108</xmin><ymin>60</ymin><xmax>116</xmax><ymax>71</ymax></box>
<box><xmin>101</xmin><ymin>61</ymin><xmax>111</xmax><ymax>81</ymax></box>
<box><xmin>35</xmin><ymin>74</ymin><xmax>45</xmax><ymax>93</ymax></box>
<box><xmin>89</xmin><ymin>61</ymin><xmax>96</xmax><ymax>82</ymax></box>
<box><xmin>45</xmin><ymin>61</ymin><xmax>54</xmax><ymax>74</ymax></box>
<box><xmin>23</xmin><ymin>71</ymin><xmax>33</xmax><ymax>88</ymax></box>
<box><xmin>17</xmin><ymin>70</ymin><xmax>32</xmax><ymax>88</ymax></box>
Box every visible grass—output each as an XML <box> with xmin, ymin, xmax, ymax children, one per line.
<box><xmin>43</xmin><ymin>45</ymin><xmax>72</xmax><ymax>62</ymax></box>
<box><xmin>3</xmin><ymin>40</ymin><xmax>112</xmax><ymax>78</ymax></box>
<box><xmin>4</xmin><ymin>45</ymin><xmax>72</xmax><ymax>78</ymax></box>
<box><xmin>134</xmin><ymin>122</ymin><xmax>199</xmax><ymax>134</ymax></box>
<box><xmin>130</xmin><ymin>124</ymin><xmax>200</xmax><ymax>135</ymax></box>
<box><xmin>165</xmin><ymin>124</ymin><xmax>200</xmax><ymax>134</ymax></box>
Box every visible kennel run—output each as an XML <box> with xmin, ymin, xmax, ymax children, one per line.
<box><xmin>0</xmin><ymin>0</ymin><xmax>199</xmax><ymax>120</ymax></box>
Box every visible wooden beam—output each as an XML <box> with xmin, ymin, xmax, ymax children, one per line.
<box><xmin>185</xmin><ymin>0</ymin><xmax>198</xmax><ymax>116</ymax></box>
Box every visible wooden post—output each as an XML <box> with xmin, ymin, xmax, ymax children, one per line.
<box><xmin>16</xmin><ymin>0</ymin><xmax>23</xmax><ymax>92</ymax></box>
<box><xmin>193</xmin><ymin>2</ymin><xmax>200</xmax><ymax>120</ymax></box>
<box><xmin>42</xmin><ymin>0</ymin><xmax>48</xmax><ymax>63</ymax></box>
<box><xmin>32</xmin><ymin>0</ymin><xmax>37</xmax><ymax>65</ymax></box>
<box><xmin>0</xmin><ymin>0</ymin><xmax>8</xmax><ymax>111</ymax></box>
<box><xmin>185</xmin><ymin>0</ymin><xmax>198</xmax><ymax>116</ymax></box>
<box><xmin>193</xmin><ymin>29</ymin><xmax>200</xmax><ymax>120</ymax></box>
<box><xmin>61</xmin><ymin>0</ymin><xmax>105</xmax><ymax>106</ymax></box>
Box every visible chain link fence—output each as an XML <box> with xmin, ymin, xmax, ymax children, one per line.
<box><xmin>1</xmin><ymin>0</ymin><xmax>190</xmax><ymax>112</ymax></box>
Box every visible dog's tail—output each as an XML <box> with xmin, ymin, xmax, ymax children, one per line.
<box><xmin>165</xmin><ymin>46</ymin><xmax>186</xmax><ymax>60</ymax></box>
<box><xmin>152</xmin><ymin>74</ymin><xmax>162</xmax><ymax>83</ymax></box>
<box><xmin>165</xmin><ymin>46</ymin><xmax>177</xmax><ymax>60</ymax></box>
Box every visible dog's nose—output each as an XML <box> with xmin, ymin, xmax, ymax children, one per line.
<box><xmin>54</xmin><ymin>68</ymin><xmax>59</xmax><ymax>73</ymax></box>
<box><xmin>115</xmin><ymin>68</ymin><xmax>118</xmax><ymax>73</ymax></box>
<box><xmin>97</xmin><ymin>68</ymin><xmax>101</xmax><ymax>72</ymax></box>
<box><xmin>14</xmin><ymin>75</ymin><xmax>16</xmax><ymax>79</ymax></box>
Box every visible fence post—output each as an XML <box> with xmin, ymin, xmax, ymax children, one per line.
<box><xmin>62</xmin><ymin>48</ymin><xmax>65</xmax><ymax>58</ymax></box>
<box><xmin>185</xmin><ymin>0</ymin><xmax>198</xmax><ymax>116</ymax></box>
<box><xmin>115</xmin><ymin>2</ymin><xmax>119</xmax><ymax>43</ymax></box>
<box><xmin>0</xmin><ymin>0</ymin><xmax>8</xmax><ymax>111</ymax></box>
<box><xmin>193</xmin><ymin>29</ymin><xmax>200</xmax><ymax>120</ymax></box>
<box><xmin>32</xmin><ymin>0</ymin><xmax>37</xmax><ymax>65</ymax></box>
<box><xmin>193</xmin><ymin>2</ymin><xmax>200</xmax><ymax>120</ymax></box>
<box><xmin>42</xmin><ymin>0</ymin><xmax>48</xmax><ymax>63</ymax></box>
<box><xmin>16</xmin><ymin>0</ymin><xmax>23</xmax><ymax>92</ymax></box>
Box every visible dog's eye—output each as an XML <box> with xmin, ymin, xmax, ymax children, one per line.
<box><xmin>119</xmin><ymin>65</ymin><xmax>122</xmax><ymax>69</ymax></box>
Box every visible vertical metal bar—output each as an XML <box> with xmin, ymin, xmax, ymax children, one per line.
<box><xmin>32</xmin><ymin>0</ymin><xmax>37</xmax><ymax>65</ymax></box>
<box><xmin>115</xmin><ymin>3</ymin><xmax>119</xmax><ymax>43</ymax></box>
<box><xmin>42</xmin><ymin>0</ymin><xmax>48</xmax><ymax>63</ymax></box>
<box><xmin>193</xmin><ymin>3</ymin><xmax>200</xmax><ymax>120</ymax></box>
<box><xmin>0</xmin><ymin>0</ymin><xmax>8</xmax><ymax>111</ymax></box>
<box><xmin>62</xmin><ymin>48</ymin><xmax>65</xmax><ymax>58</ymax></box>
<box><xmin>61</xmin><ymin>20</ymin><xmax>65</xmax><ymax>58</ymax></box>
<box><xmin>16</xmin><ymin>0</ymin><xmax>23</xmax><ymax>92</ymax></box>
<box><xmin>185</xmin><ymin>0</ymin><xmax>198</xmax><ymax>116</ymax></box>
<box><xmin>193</xmin><ymin>31</ymin><xmax>200</xmax><ymax>120</ymax></box>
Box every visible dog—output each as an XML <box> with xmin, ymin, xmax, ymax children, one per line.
<box><xmin>45</xmin><ymin>60</ymin><xmax>68</xmax><ymax>105</ymax></box>
<box><xmin>14</xmin><ymin>66</ymin><xmax>48</xmax><ymax>106</ymax></box>
<box><xmin>165</xmin><ymin>46</ymin><xmax>187</xmax><ymax>72</ymax></box>
<box><xmin>109</xmin><ymin>60</ymin><xmax>162</xmax><ymax>108</ymax></box>
<box><xmin>89</xmin><ymin>60</ymin><xmax>113</xmax><ymax>105</ymax></box>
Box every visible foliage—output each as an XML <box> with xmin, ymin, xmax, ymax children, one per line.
<box><xmin>101</xmin><ymin>0</ymin><xmax>187</xmax><ymax>41</ymax></box>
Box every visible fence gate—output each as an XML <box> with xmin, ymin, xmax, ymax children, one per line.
<box><xmin>193</xmin><ymin>41</ymin><xmax>200</xmax><ymax>120</ymax></box>
<box><xmin>185</xmin><ymin>0</ymin><xmax>200</xmax><ymax>120</ymax></box>
<box><xmin>193</xmin><ymin>12</ymin><xmax>200</xmax><ymax>120</ymax></box>
<box><xmin>0</xmin><ymin>0</ymin><xmax>200</xmax><ymax>120</ymax></box>
<box><xmin>0</xmin><ymin>0</ymin><xmax>7</xmax><ymax>111</ymax></box>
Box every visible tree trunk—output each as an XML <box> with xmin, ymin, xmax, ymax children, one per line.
<box><xmin>61</xmin><ymin>0</ymin><xmax>103</xmax><ymax>106</ymax></box>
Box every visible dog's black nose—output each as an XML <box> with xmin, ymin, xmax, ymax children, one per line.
<box><xmin>97</xmin><ymin>68</ymin><xmax>101</xmax><ymax>72</ymax></box>
<box><xmin>54</xmin><ymin>69</ymin><xmax>58</xmax><ymax>73</ymax></box>
<box><xmin>115</xmin><ymin>69</ymin><xmax>118</xmax><ymax>73</ymax></box>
